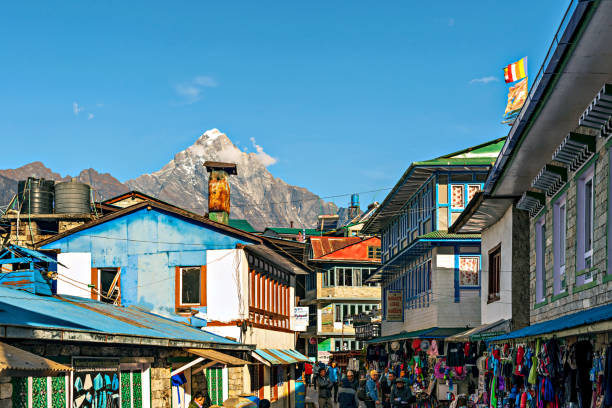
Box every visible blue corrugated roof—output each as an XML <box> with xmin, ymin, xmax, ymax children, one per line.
<box><xmin>254</xmin><ymin>349</ymin><xmax>309</xmax><ymax>365</ymax></box>
<box><xmin>490</xmin><ymin>303</ymin><xmax>612</xmax><ymax>342</ymax></box>
<box><xmin>0</xmin><ymin>286</ymin><xmax>240</xmax><ymax>346</ymax></box>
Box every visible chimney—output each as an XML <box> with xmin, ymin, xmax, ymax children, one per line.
<box><xmin>204</xmin><ymin>161</ymin><xmax>238</xmax><ymax>225</ymax></box>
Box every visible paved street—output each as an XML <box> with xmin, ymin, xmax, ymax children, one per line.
<box><xmin>305</xmin><ymin>385</ymin><xmax>367</xmax><ymax>408</ymax></box>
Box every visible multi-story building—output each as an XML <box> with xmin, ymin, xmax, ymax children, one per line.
<box><xmin>361</xmin><ymin>139</ymin><xmax>504</xmax><ymax>339</ymax></box>
<box><xmin>301</xmin><ymin>236</ymin><xmax>381</xmax><ymax>361</ymax></box>
<box><xmin>454</xmin><ymin>0</ymin><xmax>612</xmax><ymax>344</ymax></box>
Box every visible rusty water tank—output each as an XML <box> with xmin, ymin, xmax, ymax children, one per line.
<box><xmin>54</xmin><ymin>180</ymin><xmax>91</xmax><ymax>214</ymax></box>
<box><xmin>17</xmin><ymin>178</ymin><xmax>55</xmax><ymax>214</ymax></box>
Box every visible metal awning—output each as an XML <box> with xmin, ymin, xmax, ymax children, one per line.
<box><xmin>446</xmin><ymin>319</ymin><xmax>511</xmax><ymax>342</ymax></box>
<box><xmin>579</xmin><ymin>83</ymin><xmax>612</xmax><ymax>131</ymax></box>
<box><xmin>187</xmin><ymin>349</ymin><xmax>250</xmax><ymax>366</ymax></box>
<box><xmin>450</xmin><ymin>193</ymin><xmax>517</xmax><ymax>234</ymax></box>
<box><xmin>531</xmin><ymin>164</ymin><xmax>567</xmax><ymax>197</ymax></box>
<box><xmin>0</xmin><ymin>342</ymin><xmax>72</xmax><ymax>376</ymax></box>
<box><xmin>252</xmin><ymin>349</ymin><xmax>309</xmax><ymax>366</ymax></box>
<box><xmin>516</xmin><ymin>191</ymin><xmax>545</xmax><ymax>217</ymax></box>
<box><xmin>551</xmin><ymin>132</ymin><xmax>596</xmax><ymax>172</ymax></box>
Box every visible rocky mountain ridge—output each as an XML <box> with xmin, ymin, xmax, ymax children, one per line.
<box><xmin>0</xmin><ymin>130</ymin><xmax>338</xmax><ymax>230</ymax></box>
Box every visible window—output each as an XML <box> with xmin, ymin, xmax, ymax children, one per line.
<box><xmin>335</xmin><ymin>305</ymin><xmax>342</xmax><ymax>323</ymax></box>
<box><xmin>181</xmin><ymin>267</ymin><xmax>201</xmax><ymax>304</ymax></box>
<box><xmin>459</xmin><ymin>256</ymin><xmax>479</xmax><ymax>286</ymax></box>
<box><xmin>99</xmin><ymin>268</ymin><xmax>120</xmax><ymax>304</ymax></box>
<box><xmin>175</xmin><ymin>266</ymin><xmax>206</xmax><ymax>311</ymax></box>
<box><xmin>451</xmin><ymin>185</ymin><xmax>465</xmax><ymax>209</ymax></box>
<box><xmin>553</xmin><ymin>196</ymin><xmax>567</xmax><ymax>294</ymax></box>
<box><xmin>368</xmin><ymin>246</ymin><xmax>381</xmax><ymax>259</ymax></box>
<box><xmin>467</xmin><ymin>184</ymin><xmax>481</xmax><ymax>203</ymax></box>
<box><xmin>535</xmin><ymin>218</ymin><xmax>546</xmax><ymax>303</ymax></box>
<box><xmin>577</xmin><ymin>167</ymin><xmax>595</xmax><ymax>282</ymax></box>
<box><xmin>488</xmin><ymin>245</ymin><xmax>501</xmax><ymax>303</ymax></box>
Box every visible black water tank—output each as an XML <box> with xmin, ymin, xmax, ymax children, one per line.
<box><xmin>17</xmin><ymin>178</ymin><xmax>55</xmax><ymax>214</ymax></box>
<box><xmin>54</xmin><ymin>180</ymin><xmax>91</xmax><ymax>214</ymax></box>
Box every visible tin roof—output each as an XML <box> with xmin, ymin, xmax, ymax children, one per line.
<box><xmin>264</xmin><ymin>227</ymin><xmax>323</xmax><ymax>236</ymax></box>
<box><xmin>253</xmin><ymin>349</ymin><xmax>310</xmax><ymax>365</ymax></box>
<box><xmin>228</xmin><ymin>219</ymin><xmax>258</xmax><ymax>233</ymax></box>
<box><xmin>309</xmin><ymin>237</ymin><xmax>362</xmax><ymax>259</ymax></box>
<box><xmin>0</xmin><ymin>286</ymin><xmax>251</xmax><ymax>350</ymax></box>
<box><xmin>0</xmin><ymin>341</ymin><xmax>72</xmax><ymax>376</ymax></box>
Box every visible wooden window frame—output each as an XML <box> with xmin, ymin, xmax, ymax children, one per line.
<box><xmin>487</xmin><ymin>244</ymin><xmax>501</xmax><ymax>303</ymax></box>
<box><xmin>174</xmin><ymin>266</ymin><xmax>207</xmax><ymax>313</ymax></box>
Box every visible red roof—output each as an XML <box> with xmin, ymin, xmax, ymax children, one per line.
<box><xmin>310</xmin><ymin>236</ymin><xmax>380</xmax><ymax>262</ymax></box>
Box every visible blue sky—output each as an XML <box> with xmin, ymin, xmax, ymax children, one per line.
<box><xmin>0</xmin><ymin>1</ymin><xmax>567</xmax><ymax>207</ymax></box>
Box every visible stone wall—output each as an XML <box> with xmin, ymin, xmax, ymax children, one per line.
<box><xmin>0</xmin><ymin>376</ymin><xmax>12</xmax><ymax>408</ymax></box>
<box><xmin>529</xmin><ymin>131</ymin><xmax>612</xmax><ymax>324</ymax></box>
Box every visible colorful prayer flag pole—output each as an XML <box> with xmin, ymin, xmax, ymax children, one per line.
<box><xmin>503</xmin><ymin>57</ymin><xmax>527</xmax><ymax>83</ymax></box>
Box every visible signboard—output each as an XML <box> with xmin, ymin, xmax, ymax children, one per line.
<box><xmin>293</xmin><ymin>307</ymin><xmax>309</xmax><ymax>331</ymax></box>
<box><xmin>72</xmin><ymin>357</ymin><xmax>120</xmax><ymax>407</ymax></box>
<box><xmin>318</xmin><ymin>338</ymin><xmax>331</xmax><ymax>352</ymax></box>
<box><xmin>295</xmin><ymin>380</ymin><xmax>306</xmax><ymax>408</ymax></box>
<box><xmin>386</xmin><ymin>290</ymin><xmax>403</xmax><ymax>322</ymax></box>
<box><xmin>321</xmin><ymin>305</ymin><xmax>333</xmax><ymax>327</ymax></box>
<box><xmin>317</xmin><ymin>351</ymin><xmax>331</xmax><ymax>365</ymax></box>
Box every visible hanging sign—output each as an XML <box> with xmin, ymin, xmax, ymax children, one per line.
<box><xmin>72</xmin><ymin>357</ymin><xmax>120</xmax><ymax>407</ymax></box>
<box><xmin>293</xmin><ymin>307</ymin><xmax>309</xmax><ymax>331</ymax></box>
<box><xmin>386</xmin><ymin>290</ymin><xmax>403</xmax><ymax>322</ymax></box>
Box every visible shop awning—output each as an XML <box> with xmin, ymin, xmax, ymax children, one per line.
<box><xmin>446</xmin><ymin>319</ymin><xmax>510</xmax><ymax>342</ymax></box>
<box><xmin>187</xmin><ymin>349</ymin><xmax>250</xmax><ymax>367</ymax></box>
<box><xmin>367</xmin><ymin>327</ymin><xmax>467</xmax><ymax>343</ymax></box>
<box><xmin>490</xmin><ymin>303</ymin><xmax>612</xmax><ymax>342</ymax></box>
<box><xmin>0</xmin><ymin>342</ymin><xmax>72</xmax><ymax>377</ymax></box>
<box><xmin>252</xmin><ymin>349</ymin><xmax>309</xmax><ymax>366</ymax></box>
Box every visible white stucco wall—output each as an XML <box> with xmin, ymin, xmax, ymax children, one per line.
<box><xmin>206</xmin><ymin>249</ymin><xmax>249</xmax><ymax>323</ymax></box>
<box><xmin>481</xmin><ymin>205</ymin><xmax>513</xmax><ymax>324</ymax></box>
<box><xmin>57</xmin><ymin>252</ymin><xmax>92</xmax><ymax>297</ymax></box>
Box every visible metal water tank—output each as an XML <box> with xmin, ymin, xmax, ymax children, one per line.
<box><xmin>17</xmin><ymin>178</ymin><xmax>55</xmax><ymax>214</ymax></box>
<box><xmin>54</xmin><ymin>180</ymin><xmax>91</xmax><ymax>214</ymax></box>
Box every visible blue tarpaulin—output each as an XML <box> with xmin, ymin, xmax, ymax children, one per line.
<box><xmin>489</xmin><ymin>302</ymin><xmax>612</xmax><ymax>342</ymax></box>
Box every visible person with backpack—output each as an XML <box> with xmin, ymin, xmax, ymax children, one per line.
<box><xmin>316</xmin><ymin>367</ymin><xmax>334</xmax><ymax>408</ymax></box>
<box><xmin>305</xmin><ymin>362</ymin><xmax>313</xmax><ymax>388</ymax></box>
<box><xmin>338</xmin><ymin>377</ymin><xmax>359</xmax><ymax>408</ymax></box>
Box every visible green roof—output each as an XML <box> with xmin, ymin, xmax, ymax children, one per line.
<box><xmin>417</xmin><ymin>231</ymin><xmax>481</xmax><ymax>240</ymax></box>
<box><xmin>228</xmin><ymin>219</ymin><xmax>257</xmax><ymax>233</ymax></box>
<box><xmin>265</xmin><ymin>227</ymin><xmax>323</xmax><ymax>236</ymax></box>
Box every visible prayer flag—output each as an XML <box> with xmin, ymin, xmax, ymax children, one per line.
<box><xmin>503</xmin><ymin>57</ymin><xmax>527</xmax><ymax>83</ymax></box>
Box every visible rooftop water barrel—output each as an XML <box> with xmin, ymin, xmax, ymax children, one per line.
<box><xmin>54</xmin><ymin>180</ymin><xmax>91</xmax><ymax>214</ymax></box>
<box><xmin>17</xmin><ymin>178</ymin><xmax>55</xmax><ymax>214</ymax></box>
<box><xmin>350</xmin><ymin>193</ymin><xmax>360</xmax><ymax>208</ymax></box>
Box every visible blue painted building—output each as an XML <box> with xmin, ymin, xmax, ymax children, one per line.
<box><xmin>39</xmin><ymin>200</ymin><xmax>260</xmax><ymax>324</ymax></box>
<box><xmin>361</xmin><ymin>138</ymin><xmax>505</xmax><ymax>338</ymax></box>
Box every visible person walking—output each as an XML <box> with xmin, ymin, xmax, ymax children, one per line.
<box><xmin>346</xmin><ymin>370</ymin><xmax>359</xmax><ymax>390</ymax></box>
<box><xmin>366</xmin><ymin>371</ymin><xmax>382</xmax><ymax>408</ymax></box>
<box><xmin>338</xmin><ymin>377</ymin><xmax>359</xmax><ymax>408</ymax></box>
<box><xmin>305</xmin><ymin>362</ymin><xmax>313</xmax><ymax>388</ymax></box>
<box><xmin>329</xmin><ymin>362</ymin><xmax>340</xmax><ymax>403</ymax></box>
<box><xmin>381</xmin><ymin>371</ymin><xmax>396</xmax><ymax>408</ymax></box>
<box><xmin>316</xmin><ymin>367</ymin><xmax>334</xmax><ymax>408</ymax></box>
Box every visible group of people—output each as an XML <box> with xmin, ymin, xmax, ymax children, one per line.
<box><xmin>307</xmin><ymin>362</ymin><xmax>415</xmax><ymax>408</ymax></box>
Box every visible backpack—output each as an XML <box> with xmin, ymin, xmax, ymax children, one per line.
<box><xmin>357</xmin><ymin>382</ymin><xmax>370</xmax><ymax>401</ymax></box>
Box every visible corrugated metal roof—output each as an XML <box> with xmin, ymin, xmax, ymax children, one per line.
<box><xmin>244</xmin><ymin>244</ymin><xmax>309</xmax><ymax>275</ymax></box>
<box><xmin>0</xmin><ymin>341</ymin><xmax>72</xmax><ymax>376</ymax></box>
<box><xmin>310</xmin><ymin>237</ymin><xmax>362</xmax><ymax>259</ymax></box>
<box><xmin>490</xmin><ymin>303</ymin><xmax>612</xmax><ymax>342</ymax></box>
<box><xmin>0</xmin><ymin>286</ymin><xmax>247</xmax><ymax>348</ymax></box>
<box><xmin>367</xmin><ymin>327</ymin><xmax>468</xmax><ymax>343</ymax></box>
<box><xmin>265</xmin><ymin>228</ymin><xmax>323</xmax><ymax>236</ymax></box>
<box><xmin>254</xmin><ymin>349</ymin><xmax>309</xmax><ymax>365</ymax></box>
<box><xmin>417</xmin><ymin>231</ymin><xmax>481</xmax><ymax>240</ymax></box>
<box><xmin>228</xmin><ymin>219</ymin><xmax>258</xmax><ymax>233</ymax></box>
<box><xmin>187</xmin><ymin>349</ymin><xmax>251</xmax><ymax>366</ymax></box>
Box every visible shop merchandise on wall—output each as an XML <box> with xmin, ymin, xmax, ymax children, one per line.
<box><xmin>365</xmin><ymin>339</ymin><xmax>482</xmax><ymax>407</ymax></box>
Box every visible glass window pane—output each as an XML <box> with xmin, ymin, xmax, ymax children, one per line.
<box><xmin>344</xmin><ymin>268</ymin><xmax>352</xmax><ymax>286</ymax></box>
<box><xmin>354</xmin><ymin>269</ymin><xmax>362</xmax><ymax>286</ymax></box>
<box><xmin>330</xmin><ymin>269</ymin><xmax>335</xmax><ymax>286</ymax></box>
<box><xmin>560</xmin><ymin>204</ymin><xmax>566</xmax><ymax>266</ymax></box>
<box><xmin>585</xmin><ymin>179</ymin><xmax>593</xmax><ymax>252</ymax></box>
<box><xmin>343</xmin><ymin>305</ymin><xmax>349</xmax><ymax>321</ymax></box>
<box><xmin>181</xmin><ymin>267</ymin><xmax>201</xmax><ymax>304</ymax></box>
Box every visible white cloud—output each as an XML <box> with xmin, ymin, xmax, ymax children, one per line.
<box><xmin>470</xmin><ymin>76</ymin><xmax>499</xmax><ymax>84</ymax></box>
<box><xmin>73</xmin><ymin>102</ymin><xmax>83</xmax><ymax>115</ymax></box>
<box><xmin>250</xmin><ymin>137</ymin><xmax>278</xmax><ymax>167</ymax></box>
<box><xmin>175</xmin><ymin>75</ymin><xmax>218</xmax><ymax>104</ymax></box>
<box><xmin>87</xmin><ymin>113</ymin><xmax>95</xmax><ymax>120</ymax></box>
